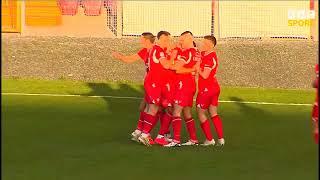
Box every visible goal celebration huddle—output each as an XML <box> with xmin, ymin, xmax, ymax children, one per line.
<box><xmin>112</xmin><ymin>30</ymin><xmax>225</xmax><ymax>147</ymax></box>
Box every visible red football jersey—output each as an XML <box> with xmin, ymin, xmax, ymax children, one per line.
<box><xmin>198</xmin><ymin>51</ymin><xmax>219</xmax><ymax>89</ymax></box>
<box><xmin>137</xmin><ymin>48</ymin><xmax>150</xmax><ymax>72</ymax></box>
<box><xmin>163</xmin><ymin>48</ymin><xmax>180</xmax><ymax>80</ymax></box>
<box><xmin>175</xmin><ymin>47</ymin><xmax>200</xmax><ymax>79</ymax></box>
<box><xmin>146</xmin><ymin>45</ymin><xmax>168</xmax><ymax>79</ymax></box>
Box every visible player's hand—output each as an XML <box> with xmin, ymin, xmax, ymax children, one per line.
<box><xmin>112</xmin><ymin>52</ymin><xmax>123</xmax><ymax>60</ymax></box>
<box><xmin>170</xmin><ymin>64</ymin><xmax>177</xmax><ymax>70</ymax></box>
<box><xmin>170</xmin><ymin>50</ymin><xmax>178</xmax><ymax>60</ymax></box>
<box><xmin>195</xmin><ymin>63</ymin><xmax>200</xmax><ymax>72</ymax></box>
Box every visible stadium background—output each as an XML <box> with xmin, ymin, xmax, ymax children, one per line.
<box><xmin>2</xmin><ymin>0</ymin><xmax>319</xmax><ymax>89</ymax></box>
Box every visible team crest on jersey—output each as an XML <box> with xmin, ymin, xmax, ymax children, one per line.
<box><xmin>160</xmin><ymin>52</ymin><xmax>165</xmax><ymax>57</ymax></box>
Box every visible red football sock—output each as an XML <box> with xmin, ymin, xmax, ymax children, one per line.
<box><xmin>158</xmin><ymin>112</ymin><xmax>172</xmax><ymax>136</ymax></box>
<box><xmin>156</xmin><ymin>111</ymin><xmax>162</xmax><ymax>121</ymax></box>
<box><xmin>314</xmin><ymin>133</ymin><xmax>319</xmax><ymax>144</ymax></box>
<box><xmin>200</xmin><ymin>120</ymin><xmax>213</xmax><ymax>141</ymax></box>
<box><xmin>185</xmin><ymin>118</ymin><xmax>198</xmax><ymax>141</ymax></box>
<box><xmin>151</xmin><ymin>111</ymin><xmax>162</xmax><ymax>129</ymax></box>
<box><xmin>165</xmin><ymin>111</ymin><xmax>173</xmax><ymax>134</ymax></box>
<box><xmin>172</xmin><ymin>116</ymin><xmax>182</xmax><ymax>143</ymax></box>
<box><xmin>142</xmin><ymin>113</ymin><xmax>158</xmax><ymax>134</ymax></box>
<box><xmin>212</xmin><ymin>115</ymin><xmax>224</xmax><ymax>139</ymax></box>
<box><xmin>136</xmin><ymin>111</ymin><xmax>145</xmax><ymax>131</ymax></box>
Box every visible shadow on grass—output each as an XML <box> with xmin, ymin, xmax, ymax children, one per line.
<box><xmin>229</xmin><ymin>96</ymin><xmax>266</xmax><ymax>116</ymax></box>
<box><xmin>84</xmin><ymin>82</ymin><xmax>145</xmax><ymax>143</ymax></box>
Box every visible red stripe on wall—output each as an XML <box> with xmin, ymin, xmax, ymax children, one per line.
<box><xmin>212</xmin><ymin>0</ymin><xmax>215</xmax><ymax>15</ymax></box>
<box><xmin>310</xmin><ymin>0</ymin><xmax>314</xmax><ymax>10</ymax></box>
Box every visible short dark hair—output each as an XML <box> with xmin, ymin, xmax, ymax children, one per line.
<box><xmin>181</xmin><ymin>31</ymin><xmax>193</xmax><ymax>36</ymax></box>
<box><xmin>204</xmin><ymin>35</ymin><xmax>217</xmax><ymax>46</ymax></box>
<box><xmin>193</xmin><ymin>41</ymin><xmax>197</xmax><ymax>47</ymax></box>
<box><xmin>157</xmin><ymin>31</ymin><xmax>171</xmax><ymax>39</ymax></box>
<box><xmin>141</xmin><ymin>32</ymin><xmax>156</xmax><ymax>43</ymax></box>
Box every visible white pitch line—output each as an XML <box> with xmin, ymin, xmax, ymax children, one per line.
<box><xmin>1</xmin><ymin>92</ymin><xmax>313</xmax><ymax>106</ymax></box>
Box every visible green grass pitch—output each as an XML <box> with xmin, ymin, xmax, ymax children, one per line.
<box><xmin>2</xmin><ymin>79</ymin><xmax>318</xmax><ymax>180</ymax></box>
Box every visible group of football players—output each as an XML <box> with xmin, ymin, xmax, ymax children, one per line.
<box><xmin>112</xmin><ymin>30</ymin><xmax>225</xmax><ymax>147</ymax></box>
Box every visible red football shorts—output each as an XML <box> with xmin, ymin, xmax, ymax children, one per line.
<box><xmin>144</xmin><ymin>76</ymin><xmax>162</xmax><ymax>105</ymax></box>
<box><xmin>196</xmin><ymin>84</ymin><xmax>220</xmax><ymax>109</ymax></box>
<box><xmin>173</xmin><ymin>78</ymin><xmax>196</xmax><ymax>107</ymax></box>
<box><xmin>160</xmin><ymin>80</ymin><xmax>175</xmax><ymax>108</ymax></box>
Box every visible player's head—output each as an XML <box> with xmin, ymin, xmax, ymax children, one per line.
<box><xmin>180</xmin><ymin>31</ymin><xmax>194</xmax><ymax>49</ymax></box>
<box><xmin>140</xmin><ymin>32</ymin><xmax>155</xmax><ymax>47</ymax></box>
<box><xmin>157</xmin><ymin>31</ymin><xmax>171</xmax><ymax>48</ymax></box>
<box><xmin>200</xmin><ymin>35</ymin><xmax>217</xmax><ymax>51</ymax></box>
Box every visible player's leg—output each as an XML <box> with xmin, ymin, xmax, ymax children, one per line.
<box><xmin>138</xmin><ymin>82</ymin><xmax>161</xmax><ymax>146</ymax></box>
<box><xmin>164</xmin><ymin>106</ymin><xmax>173</xmax><ymax>135</ymax></box>
<box><xmin>160</xmin><ymin>81</ymin><xmax>174</xmax><ymax>136</ymax></box>
<box><xmin>208</xmin><ymin>86</ymin><xmax>225</xmax><ymax>146</ymax></box>
<box><xmin>156</xmin><ymin>106</ymin><xmax>164</xmax><ymax>129</ymax></box>
<box><xmin>154</xmin><ymin>107</ymin><xmax>173</xmax><ymax>145</ymax></box>
<box><xmin>196</xmin><ymin>91</ymin><xmax>215</xmax><ymax>146</ymax></box>
<box><xmin>197</xmin><ymin>107</ymin><xmax>215</xmax><ymax>146</ymax></box>
<box><xmin>313</xmin><ymin>120</ymin><xmax>318</xmax><ymax>144</ymax></box>
<box><xmin>155</xmin><ymin>82</ymin><xmax>174</xmax><ymax>145</ymax></box>
<box><xmin>139</xmin><ymin>103</ymin><xmax>159</xmax><ymax>146</ymax></box>
<box><xmin>312</xmin><ymin>104</ymin><xmax>318</xmax><ymax>144</ymax></box>
<box><xmin>164</xmin><ymin>103</ymin><xmax>183</xmax><ymax>147</ymax></box>
<box><xmin>181</xmin><ymin>106</ymin><xmax>198</xmax><ymax>145</ymax></box>
<box><xmin>131</xmin><ymin>99</ymin><xmax>147</xmax><ymax>142</ymax></box>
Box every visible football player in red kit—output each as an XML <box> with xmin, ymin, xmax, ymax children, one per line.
<box><xmin>138</xmin><ymin>31</ymin><xmax>173</xmax><ymax>146</ymax></box>
<box><xmin>196</xmin><ymin>35</ymin><xmax>225</xmax><ymax>146</ymax></box>
<box><xmin>112</xmin><ymin>32</ymin><xmax>156</xmax><ymax>143</ymax></box>
<box><xmin>153</xmin><ymin>42</ymin><xmax>180</xmax><ymax>145</ymax></box>
<box><xmin>164</xmin><ymin>31</ymin><xmax>200</xmax><ymax>147</ymax></box>
<box><xmin>312</xmin><ymin>64</ymin><xmax>319</xmax><ymax>144</ymax></box>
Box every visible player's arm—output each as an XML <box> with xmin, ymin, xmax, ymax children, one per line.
<box><xmin>176</xmin><ymin>61</ymin><xmax>199</xmax><ymax>74</ymax></box>
<box><xmin>167</xmin><ymin>49</ymin><xmax>179</xmax><ymax>70</ymax></box>
<box><xmin>160</xmin><ymin>48</ymin><xmax>180</xmax><ymax>69</ymax></box>
<box><xmin>176</xmin><ymin>67</ymin><xmax>195</xmax><ymax>74</ymax></box>
<box><xmin>112</xmin><ymin>52</ymin><xmax>140</xmax><ymax>63</ymax></box>
<box><xmin>197</xmin><ymin>59</ymin><xmax>216</xmax><ymax>79</ymax></box>
<box><xmin>159</xmin><ymin>57</ymin><xmax>171</xmax><ymax>69</ymax></box>
<box><xmin>197</xmin><ymin>66</ymin><xmax>212</xmax><ymax>79</ymax></box>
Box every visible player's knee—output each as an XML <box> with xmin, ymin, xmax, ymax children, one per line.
<box><xmin>198</xmin><ymin>114</ymin><xmax>207</xmax><ymax>123</ymax></box>
<box><xmin>172</xmin><ymin>111</ymin><xmax>181</xmax><ymax>117</ymax></box>
<box><xmin>197</xmin><ymin>108</ymin><xmax>207</xmax><ymax>122</ymax></box>
<box><xmin>172</xmin><ymin>105</ymin><xmax>183</xmax><ymax>117</ymax></box>
<box><xmin>166</xmin><ymin>106</ymin><xmax>173</xmax><ymax>114</ymax></box>
<box><xmin>183</xmin><ymin>110</ymin><xmax>192</xmax><ymax>119</ymax></box>
<box><xmin>138</xmin><ymin>101</ymin><xmax>146</xmax><ymax>111</ymax></box>
<box><xmin>173</xmin><ymin>108</ymin><xmax>182</xmax><ymax>117</ymax></box>
<box><xmin>139</xmin><ymin>105</ymin><xmax>145</xmax><ymax>112</ymax></box>
<box><xmin>209</xmin><ymin>106</ymin><xmax>218</xmax><ymax>116</ymax></box>
<box><xmin>148</xmin><ymin>105</ymin><xmax>159</xmax><ymax>116</ymax></box>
